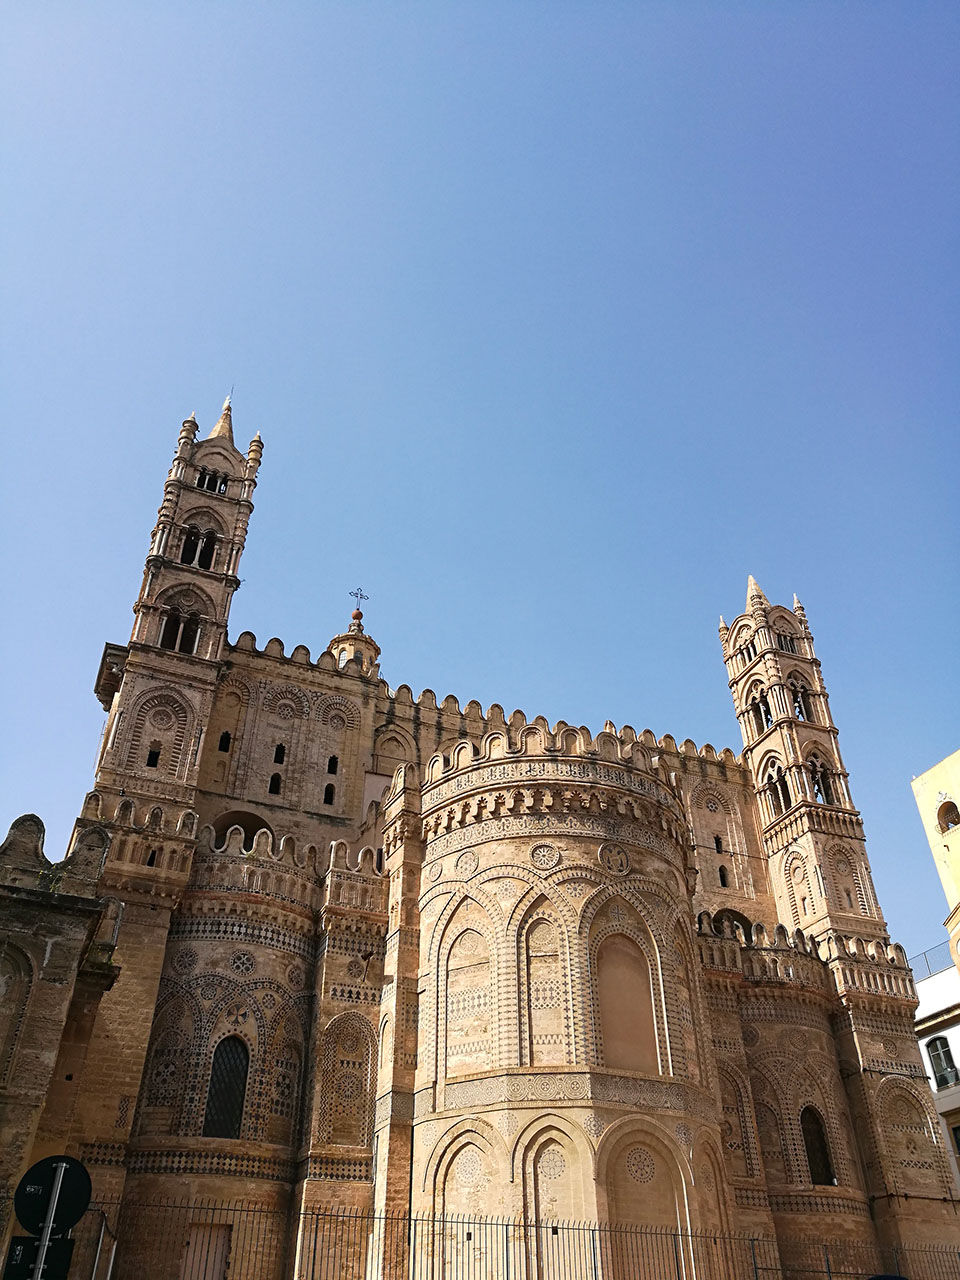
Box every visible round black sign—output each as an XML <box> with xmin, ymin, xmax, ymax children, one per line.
<box><xmin>14</xmin><ymin>1155</ymin><xmax>91</xmax><ymax>1236</ymax></box>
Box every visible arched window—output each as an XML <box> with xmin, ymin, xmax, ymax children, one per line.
<box><xmin>714</xmin><ymin>835</ymin><xmax>723</xmax><ymax>855</ymax></box>
<box><xmin>202</xmin><ymin>1036</ymin><xmax>249</xmax><ymax>1139</ymax></box>
<box><xmin>800</xmin><ymin>1106</ymin><xmax>836</xmax><ymax>1185</ymax></box>
<box><xmin>177</xmin><ymin>614</ymin><xmax>200</xmax><ymax>655</ymax></box>
<box><xmin>718</xmin><ymin>865</ymin><xmax>729</xmax><ymax>888</ymax></box>
<box><xmin>159</xmin><ymin>609</ymin><xmax>181</xmax><ymax>650</ymax></box>
<box><xmin>196</xmin><ymin>468</ymin><xmax>207</xmax><ymax>489</ymax></box>
<box><xmin>766</xmin><ymin>765</ymin><xmax>791</xmax><ymax>817</ymax></box>
<box><xmin>327</xmin><ymin>754</ymin><xmax>338</xmax><ymax>775</ymax></box>
<box><xmin>197</xmin><ymin>531</ymin><xmax>217</xmax><ymax>571</ymax></box>
<box><xmin>180</xmin><ymin>527</ymin><xmax>200</xmax><ymax>565</ymax></box>
<box><xmin>218</xmin><ymin>731</ymin><xmax>231</xmax><ymax>752</ymax></box>
<box><xmin>927</xmin><ymin>1036</ymin><xmax>959</xmax><ymax>1089</ymax></box>
<box><xmin>146</xmin><ymin>742</ymin><xmax>161</xmax><ymax>769</ymax></box>
<box><xmin>748</xmin><ymin>690</ymin><xmax>773</xmax><ymax>736</ymax></box>
<box><xmin>217</xmin><ymin>476</ymin><xmax>228</xmax><ymax>495</ymax></box>
<box><xmin>777</xmin><ymin>632</ymin><xmax>798</xmax><ymax>654</ymax></box>
<box><xmin>323</xmin><ymin>783</ymin><xmax>335</xmax><ymax>805</ymax></box>
<box><xmin>789</xmin><ymin>679</ymin><xmax>814</xmax><ymax>722</ymax></box>
<box><xmin>938</xmin><ymin>802</ymin><xmax>960</xmax><ymax>833</ymax></box>
<box><xmin>808</xmin><ymin>755</ymin><xmax>835</xmax><ymax>805</ymax></box>
<box><xmin>273</xmin><ymin>743</ymin><xmax>285</xmax><ymax>765</ymax></box>
<box><xmin>596</xmin><ymin>934</ymin><xmax>658</xmax><ymax>1073</ymax></box>
<box><xmin>337</xmin><ymin>650</ymin><xmax>348</xmax><ymax>669</ymax></box>
<box><xmin>269</xmin><ymin>773</ymin><xmax>282</xmax><ymax>796</ymax></box>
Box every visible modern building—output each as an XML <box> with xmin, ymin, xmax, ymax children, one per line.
<box><xmin>911</xmin><ymin>750</ymin><xmax>960</xmax><ymax>1190</ymax></box>
<box><xmin>2</xmin><ymin>402</ymin><xmax>959</xmax><ymax>1276</ymax></box>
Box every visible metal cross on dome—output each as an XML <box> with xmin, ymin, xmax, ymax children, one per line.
<box><xmin>349</xmin><ymin>587</ymin><xmax>369</xmax><ymax>610</ymax></box>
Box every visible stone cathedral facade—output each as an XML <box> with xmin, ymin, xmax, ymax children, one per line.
<box><xmin>2</xmin><ymin>402</ymin><xmax>959</xmax><ymax>1271</ymax></box>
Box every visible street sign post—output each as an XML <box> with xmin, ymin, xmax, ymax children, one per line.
<box><xmin>5</xmin><ymin>1156</ymin><xmax>91</xmax><ymax>1280</ymax></box>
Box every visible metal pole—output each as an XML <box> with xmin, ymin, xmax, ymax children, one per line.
<box><xmin>750</xmin><ymin>1237</ymin><xmax>760</xmax><ymax>1280</ymax></box>
<box><xmin>90</xmin><ymin>1211</ymin><xmax>106</xmax><ymax>1280</ymax></box>
<box><xmin>32</xmin><ymin>1160</ymin><xmax>67</xmax><ymax>1280</ymax></box>
<box><xmin>822</xmin><ymin>1242</ymin><xmax>832</xmax><ymax>1279</ymax></box>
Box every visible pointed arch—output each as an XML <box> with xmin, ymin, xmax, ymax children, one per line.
<box><xmin>125</xmin><ymin>689</ymin><xmax>193</xmax><ymax>780</ymax></box>
<box><xmin>315</xmin><ymin>1012</ymin><xmax>376</xmax><ymax>1147</ymax></box>
<box><xmin>0</xmin><ymin>945</ymin><xmax>33</xmax><ymax>1084</ymax></box>
<box><xmin>517</xmin><ymin>899</ymin><xmax>570</xmax><ymax>1067</ymax></box>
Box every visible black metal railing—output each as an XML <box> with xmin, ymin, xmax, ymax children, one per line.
<box><xmin>5</xmin><ymin>1198</ymin><xmax>960</xmax><ymax>1279</ymax></box>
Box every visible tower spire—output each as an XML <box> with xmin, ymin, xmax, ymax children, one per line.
<box><xmin>208</xmin><ymin>395</ymin><xmax>234</xmax><ymax>443</ymax></box>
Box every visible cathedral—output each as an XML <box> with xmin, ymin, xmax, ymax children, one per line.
<box><xmin>2</xmin><ymin>401</ymin><xmax>959</xmax><ymax>1276</ymax></box>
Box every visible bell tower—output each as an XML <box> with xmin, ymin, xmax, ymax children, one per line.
<box><xmin>720</xmin><ymin>577</ymin><xmax>886</xmax><ymax>940</ymax></box>
<box><xmin>88</xmin><ymin>398</ymin><xmax>262</xmax><ymax>869</ymax></box>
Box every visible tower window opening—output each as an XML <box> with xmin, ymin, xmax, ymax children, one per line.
<box><xmin>197</xmin><ymin>531</ymin><xmax>217</xmax><ymax>571</ymax></box>
<box><xmin>146</xmin><ymin>743</ymin><xmax>161</xmax><ymax>769</ymax></box>
<box><xmin>714</xmin><ymin>835</ymin><xmax>723</xmax><ymax>855</ymax></box>
<box><xmin>939</xmin><ymin>801</ymin><xmax>960</xmax><ymax>833</ymax></box>
<box><xmin>196</xmin><ymin>468</ymin><xmax>207</xmax><ymax>489</ymax></box>
<box><xmin>801</xmin><ymin>896</ymin><xmax>809</xmax><ymax>915</ymax></box>
<box><xmin>218</xmin><ymin>731</ymin><xmax>231</xmax><ymax>753</ymax></box>
<box><xmin>269</xmin><ymin>773</ymin><xmax>282</xmax><ymax>796</ymax></box>
<box><xmin>718</xmin><ymin>864</ymin><xmax>729</xmax><ymax>888</ymax></box>
<box><xmin>146</xmin><ymin>848</ymin><xmax>158</xmax><ymax>867</ymax></box>
<box><xmin>327</xmin><ymin>754</ymin><xmax>338</xmax><ymax>775</ymax></box>
<box><xmin>801</xmin><ymin>1107</ymin><xmax>836</xmax><ymax>1185</ymax></box>
<box><xmin>204</xmin><ymin>471</ymin><xmax>219</xmax><ymax>493</ymax></box>
<box><xmin>790</xmin><ymin>679</ymin><xmax>814</xmax><ymax>722</ymax></box>
<box><xmin>178</xmin><ymin>614</ymin><xmax>200</xmax><ymax>655</ymax></box>
<box><xmin>777</xmin><ymin>632</ymin><xmax>798</xmax><ymax>654</ymax></box>
<box><xmin>766</xmin><ymin>765</ymin><xmax>791</xmax><ymax>818</ymax></box>
<box><xmin>844</xmin><ymin>888</ymin><xmax>853</xmax><ymax>908</ymax></box>
<box><xmin>323</xmin><ymin>783</ymin><xmax>335</xmax><ymax>806</ymax></box>
<box><xmin>273</xmin><ymin>743</ymin><xmax>285</xmax><ymax>765</ymax></box>
<box><xmin>338</xmin><ymin>650</ymin><xmax>348</xmax><ymax>669</ymax></box>
<box><xmin>159</xmin><ymin>609</ymin><xmax>181</xmax><ymax>650</ymax></box>
<box><xmin>217</xmin><ymin>476</ymin><xmax>228</xmax><ymax>495</ymax></box>
<box><xmin>180</xmin><ymin>527</ymin><xmax>200</xmax><ymax>565</ymax></box>
<box><xmin>808</xmin><ymin>756</ymin><xmax>835</xmax><ymax>805</ymax></box>
<box><xmin>928</xmin><ymin>1036</ymin><xmax>959</xmax><ymax>1089</ymax></box>
<box><xmin>202</xmin><ymin>1036</ymin><xmax>249</xmax><ymax>1139</ymax></box>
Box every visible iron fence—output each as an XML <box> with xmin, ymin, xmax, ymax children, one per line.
<box><xmin>5</xmin><ymin>1198</ymin><xmax>960</xmax><ymax>1279</ymax></box>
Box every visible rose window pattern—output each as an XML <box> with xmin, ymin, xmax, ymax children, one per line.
<box><xmin>626</xmin><ymin>1146</ymin><xmax>656</xmax><ymax>1183</ymax></box>
<box><xmin>230</xmin><ymin>950</ymin><xmax>256</xmax><ymax>975</ymax></box>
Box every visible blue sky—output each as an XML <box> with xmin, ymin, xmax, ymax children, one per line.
<box><xmin>1</xmin><ymin>2</ymin><xmax>957</xmax><ymax>957</ymax></box>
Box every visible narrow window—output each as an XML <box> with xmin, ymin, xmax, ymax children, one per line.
<box><xmin>269</xmin><ymin>773</ymin><xmax>282</xmax><ymax>796</ymax></box>
<box><xmin>205</xmin><ymin>471</ymin><xmax>219</xmax><ymax>492</ymax></box>
<box><xmin>323</xmin><ymin>783</ymin><xmax>335</xmax><ymax>805</ymax></box>
<box><xmin>801</xmin><ymin>896</ymin><xmax>809</xmax><ymax>915</ymax></box>
<box><xmin>218</xmin><ymin>731</ymin><xmax>231</xmax><ymax>753</ymax></box>
<box><xmin>718</xmin><ymin>865</ymin><xmax>729</xmax><ymax>888</ymax></box>
<box><xmin>146</xmin><ymin>744</ymin><xmax>161</xmax><ymax>769</ymax></box>
<box><xmin>928</xmin><ymin>1036</ymin><xmax>959</xmax><ymax>1089</ymax></box>
<box><xmin>178</xmin><ymin>615</ymin><xmax>200</xmax><ymax>655</ymax></box>
<box><xmin>197</xmin><ymin>531</ymin><xmax>216</xmax><ymax>571</ymax></box>
<box><xmin>196</xmin><ymin>468</ymin><xmax>207</xmax><ymax>489</ymax></box>
<box><xmin>202</xmin><ymin>1036</ymin><xmax>249</xmax><ymax>1139</ymax></box>
<box><xmin>844</xmin><ymin>889</ymin><xmax>853</xmax><ymax>908</ymax></box>
<box><xmin>180</xmin><ymin>527</ymin><xmax>200</xmax><ymax>565</ymax></box>
<box><xmin>338</xmin><ymin>650</ymin><xmax>348</xmax><ymax>668</ymax></box>
<box><xmin>274</xmin><ymin>743</ymin><xmax>286</xmax><ymax>765</ymax></box>
<box><xmin>159</xmin><ymin>609</ymin><xmax>181</xmax><ymax>650</ymax></box>
<box><xmin>809</xmin><ymin>757</ymin><xmax>835</xmax><ymax>805</ymax></box>
<box><xmin>714</xmin><ymin>835</ymin><xmax>723</xmax><ymax>855</ymax></box>
<box><xmin>146</xmin><ymin>848</ymin><xmax>158</xmax><ymax>867</ymax></box>
<box><xmin>218</xmin><ymin>476</ymin><xmax>228</xmax><ymax>495</ymax></box>
<box><xmin>800</xmin><ymin>1107</ymin><xmax>836</xmax><ymax>1185</ymax></box>
<box><xmin>951</xmin><ymin>1125</ymin><xmax>960</xmax><ymax>1156</ymax></box>
<box><xmin>327</xmin><ymin>754</ymin><xmax>338</xmax><ymax>775</ymax></box>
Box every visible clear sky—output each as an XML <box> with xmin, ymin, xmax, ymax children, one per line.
<box><xmin>1</xmin><ymin>2</ymin><xmax>957</xmax><ymax>958</ymax></box>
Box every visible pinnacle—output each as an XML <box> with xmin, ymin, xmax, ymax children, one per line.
<box><xmin>208</xmin><ymin>395</ymin><xmax>234</xmax><ymax>442</ymax></box>
<box><xmin>745</xmin><ymin>575</ymin><xmax>769</xmax><ymax>610</ymax></box>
